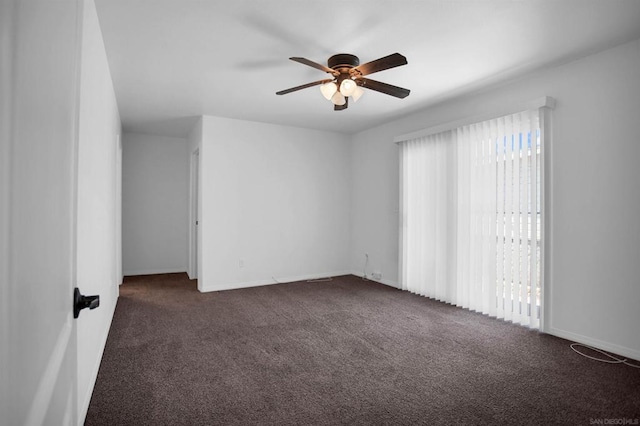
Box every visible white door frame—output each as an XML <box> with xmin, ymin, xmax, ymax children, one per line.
<box><xmin>116</xmin><ymin>134</ymin><xmax>123</xmax><ymax>284</ymax></box>
<box><xmin>188</xmin><ymin>148</ymin><xmax>200</xmax><ymax>280</ymax></box>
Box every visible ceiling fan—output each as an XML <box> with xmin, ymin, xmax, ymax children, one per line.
<box><xmin>276</xmin><ymin>53</ymin><xmax>410</xmax><ymax>111</ymax></box>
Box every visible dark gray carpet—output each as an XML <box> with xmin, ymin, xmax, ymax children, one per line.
<box><xmin>86</xmin><ymin>273</ymin><xmax>640</xmax><ymax>425</ymax></box>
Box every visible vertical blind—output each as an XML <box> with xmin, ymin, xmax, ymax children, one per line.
<box><xmin>400</xmin><ymin>108</ymin><xmax>543</xmax><ymax>329</ymax></box>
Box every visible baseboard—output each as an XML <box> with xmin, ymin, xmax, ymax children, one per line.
<box><xmin>350</xmin><ymin>270</ymin><xmax>400</xmax><ymax>289</ymax></box>
<box><xmin>199</xmin><ymin>270</ymin><xmax>352</xmax><ymax>293</ymax></box>
<box><xmin>123</xmin><ymin>267</ymin><xmax>186</xmax><ymax>276</ymax></box>
<box><xmin>547</xmin><ymin>326</ymin><xmax>640</xmax><ymax>362</ymax></box>
<box><xmin>77</xmin><ymin>285</ymin><xmax>118</xmax><ymax>425</ymax></box>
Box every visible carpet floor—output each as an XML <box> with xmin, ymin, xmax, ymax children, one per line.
<box><xmin>85</xmin><ymin>273</ymin><xmax>640</xmax><ymax>425</ymax></box>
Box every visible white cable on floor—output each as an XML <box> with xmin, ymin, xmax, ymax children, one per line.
<box><xmin>307</xmin><ymin>277</ymin><xmax>333</xmax><ymax>282</ymax></box>
<box><xmin>570</xmin><ymin>343</ymin><xmax>640</xmax><ymax>368</ymax></box>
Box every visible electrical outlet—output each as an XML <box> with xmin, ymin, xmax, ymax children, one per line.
<box><xmin>372</xmin><ymin>271</ymin><xmax>382</xmax><ymax>280</ymax></box>
<box><xmin>239</xmin><ymin>259</ymin><xmax>244</xmax><ymax>268</ymax></box>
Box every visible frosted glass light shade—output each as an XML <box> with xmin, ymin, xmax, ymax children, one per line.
<box><xmin>320</xmin><ymin>82</ymin><xmax>337</xmax><ymax>100</ymax></box>
<box><xmin>352</xmin><ymin>86</ymin><xmax>364</xmax><ymax>103</ymax></box>
<box><xmin>331</xmin><ymin>91</ymin><xmax>346</xmax><ymax>106</ymax></box>
<box><xmin>340</xmin><ymin>79</ymin><xmax>357</xmax><ymax>97</ymax></box>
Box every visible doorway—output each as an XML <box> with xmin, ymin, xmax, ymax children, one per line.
<box><xmin>188</xmin><ymin>149</ymin><xmax>199</xmax><ymax>280</ymax></box>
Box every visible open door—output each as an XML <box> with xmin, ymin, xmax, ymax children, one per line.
<box><xmin>1</xmin><ymin>0</ymin><xmax>84</xmax><ymax>423</ymax></box>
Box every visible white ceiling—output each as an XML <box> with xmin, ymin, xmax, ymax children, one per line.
<box><xmin>94</xmin><ymin>0</ymin><xmax>640</xmax><ymax>137</ymax></box>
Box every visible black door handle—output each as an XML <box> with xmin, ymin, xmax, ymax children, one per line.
<box><xmin>73</xmin><ymin>287</ymin><xmax>100</xmax><ymax>319</ymax></box>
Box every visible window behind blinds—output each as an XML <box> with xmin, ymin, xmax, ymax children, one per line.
<box><xmin>400</xmin><ymin>107</ymin><xmax>546</xmax><ymax>329</ymax></box>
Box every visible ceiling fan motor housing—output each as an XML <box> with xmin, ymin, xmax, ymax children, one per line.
<box><xmin>328</xmin><ymin>54</ymin><xmax>359</xmax><ymax>70</ymax></box>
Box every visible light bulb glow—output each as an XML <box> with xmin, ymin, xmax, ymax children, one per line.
<box><xmin>352</xmin><ymin>86</ymin><xmax>364</xmax><ymax>103</ymax></box>
<box><xmin>340</xmin><ymin>79</ymin><xmax>356</xmax><ymax>97</ymax></box>
<box><xmin>331</xmin><ymin>91</ymin><xmax>346</xmax><ymax>106</ymax></box>
<box><xmin>320</xmin><ymin>82</ymin><xmax>337</xmax><ymax>100</ymax></box>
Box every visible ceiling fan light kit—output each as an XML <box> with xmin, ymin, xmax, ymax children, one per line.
<box><xmin>340</xmin><ymin>79</ymin><xmax>356</xmax><ymax>97</ymax></box>
<box><xmin>276</xmin><ymin>52</ymin><xmax>410</xmax><ymax>111</ymax></box>
<box><xmin>351</xmin><ymin>86</ymin><xmax>364</xmax><ymax>103</ymax></box>
<box><xmin>320</xmin><ymin>82</ymin><xmax>337</xmax><ymax>100</ymax></box>
<box><xmin>331</xmin><ymin>91</ymin><xmax>346</xmax><ymax>106</ymax></box>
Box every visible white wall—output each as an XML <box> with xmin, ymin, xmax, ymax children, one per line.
<box><xmin>0</xmin><ymin>0</ymin><xmax>15</xmax><ymax>420</ymax></box>
<box><xmin>350</xmin><ymin>38</ymin><xmax>640</xmax><ymax>360</ymax></box>
<box><xmin>198</xmin><ymin>116</ymin><xmax>351</xmax><ymax>292</ymax></box>
<box><xmin>122</xmin><ymin>132</ymin><xmax>189</xmax><ymax>275</ymax></box>
<box><xmin>76</xmin><ymin>0</ymin><xmax>122</xmax><ymax>421</ymax></box>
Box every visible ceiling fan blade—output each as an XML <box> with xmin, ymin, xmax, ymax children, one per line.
<box><xmin>290</xmin><ymin>57</ymin><xmax>339</xmax><ymax>76</ymax></box>
<box><xmin>357</xmin><ymin>78</ymin><xmax>410</xmax><ymax>98</ymax></box>
<box><xmin>334</xmin><ymin>97</ymin><xmax>348</xmax><ymax>111</ymax></box>
<box><xmin>351</xmin><ymin>53</ymin><xmax>407</xmax><ymax>77</ymax></box>
<box><xmin>276</xmin><ymin>79</ymin><xmax>333</xmax><ymax>95</ymax></box>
